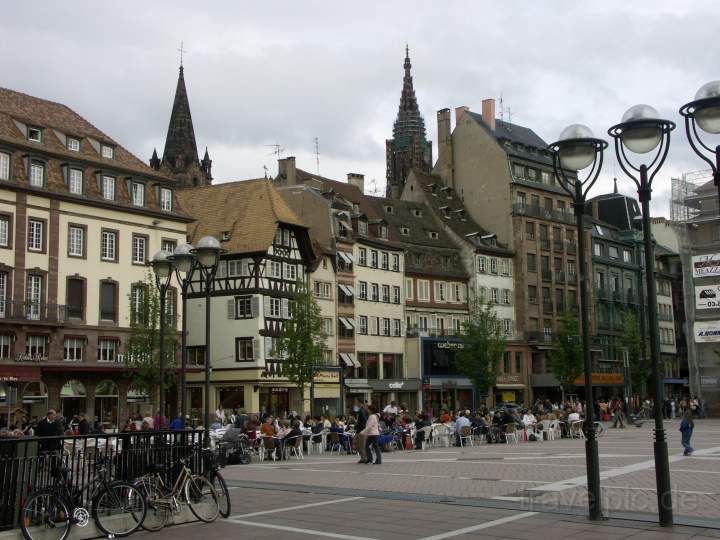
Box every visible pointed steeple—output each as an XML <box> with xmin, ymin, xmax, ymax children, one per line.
<box><xmin>385</xmin><ymin>45</ymin><xmax>431</xmax><ymax>198</ymax></box>
<box><xmin>162</xmin><ymin>66</ymin><xmax>199</xmax><ymax>169</ymax></box>
<box><xmin>149</xmin><ymin>147</ymin><xmax>160</xmax><ymax>170</ymax></box>
<box><xmin>613</xmin><ymin>177</ymin><xmax>618</xmax><ymax>194</ymax></box>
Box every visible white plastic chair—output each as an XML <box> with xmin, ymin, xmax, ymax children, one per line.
<box><xmin>459</xmin><ymin>426</ymin><xmax>474</xmax><ymax>447</ymax></box>
<box><xmin>433</xmin><ymin>424</ymin><xmax>452</xmax><ymax>447</ymax></box>
<box><xmin>571</xmin><ymin>420</ymin><xmax>585</xmax><ymax>439</ymax></box>
<box><xmin>284</xmin><ymin>435</ymin><xmax>304</xmax><ymax>460</ymax></box>
<box><xmin>503</xmin><ymin>423</ymin><xmax>519</xmax><ymax>444</ymax></box>
<box><xmin>308</xmin><ymin>431</ymin><xmax>325</xmax><ymax>455</ymax></box>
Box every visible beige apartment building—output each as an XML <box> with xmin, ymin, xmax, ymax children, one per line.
<box><xmin>0</xmin><ymin>87</ymin><xmax>189</xmax><ymax>427</ymax></box>
<box><xmin>430</xmin><ymin>103</ymin><xmax>583</xmax><ymax>403</ymax></box>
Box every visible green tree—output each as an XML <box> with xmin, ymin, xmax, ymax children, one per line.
<box><xmin>547</xmin><ymin>311</ymin><xmax>583</xmax><ymax>401</ymax></box>
<box><xmin>455</xmin><ymin>300</ymin><xmax>507</xmax><ymax>406</ymax></box>
<box><xmin>620</xmin><ymin>309</ymin><xmax>649</xmax><ymax>398</ymax></box>
<box><xmin>274</xmin><ymin>280</ymin><xmax>327</xmax><ymax>414</ymax></box>
<box><xmin>124</xmin><ymin>272</ymin><xmax>178</xmax><ymax>409</ymax></box>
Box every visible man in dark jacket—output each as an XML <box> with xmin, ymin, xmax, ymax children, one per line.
<box><xmin>354</xmin><ymin>399</ymin><xmax>369</xmax><ymax>463</ymax></box>
<box><xmin>35</xmin><ymin>410</ymin><xmax>63</xmax><ymax>452</ymax></box>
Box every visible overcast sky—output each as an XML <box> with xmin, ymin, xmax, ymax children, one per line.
<box><xmin>3</xmin><ymin>1</ymin><xmax>720</xmax><ymax>217</ymax></box>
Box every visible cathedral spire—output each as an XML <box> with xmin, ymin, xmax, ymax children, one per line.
<box><xmin>385</xmin><ymin>45</ymin><xmax>431</xmax><ymax>198</ymax></box>
<box><xmin>156</xmin><ymin>64</ymin><xmax>211</xmax><ymax>188</ymax></box>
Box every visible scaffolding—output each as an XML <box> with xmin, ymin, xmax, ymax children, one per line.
<box><xmin>669</xmin><ymin>169</ymin><xmax>713</xmax><ymax>222</ymax></box>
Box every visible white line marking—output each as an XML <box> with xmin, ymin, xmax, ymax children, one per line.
<box><xmin>417</xmin><ymin>511</ymin><xmax>537</xmax><ymax>540</ymax></box>
<box><xmin>600</xmin><ymin>486</ymin><xmax>716</xmax><ymax>495</ymax></box>
<box><xmin>228</xmin><ymin>519</ymin><xmax>378</xmax><ymax>540</ymax></box>
<box><xmin>231</xmin><ymin>496</ymin><xmax>364</xmax><ymax>518</ymax></box>
<box><xmin>528</xmin><ymin>445</ymin><xmax>720</xmax><ymax>492</ymax></box>
<box><xmin>670</xmin><ymin>469</ymin><xmax>720</xmax><ymax>474</ymax></box>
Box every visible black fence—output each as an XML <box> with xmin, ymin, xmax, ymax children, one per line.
<box><xmin>0</xmin><ymin>430</ymin><xmax>204</xmax><ymax>531</ymax></box>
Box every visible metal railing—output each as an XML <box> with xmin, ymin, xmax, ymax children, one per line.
<box><xmin>0</xmin><ymin>430</ymin><xmax>203</xmax><ymax>531</ymax></box>
<box><xmin>541</xmin><ymin>269</ymin><xmax>552</xmax><ymax>281</ymax></box>
<box><xmin>553</xmin><ymin>241</ymin><xmax>564</xmax><ymax>252</ymax></box>
<box><xmin>540</xmin><ymin>238</ymin><xmax>551</xmax><ymax>250</ymax></box>
<box><xmin>512</xmin><ymin>204</ymin><xmax>576</xmax><ymax>225</ymax></box>
<box><xmin>554</xmin><ymin>271</ymin><xmax>566</xmax><ymax>283</ymax></box>
<box><xmin>566</xmin><ymin>241</ymin><xmax>577</xmax><ymax>254</ymax></box>
<box><xmin>542</xmin><ymin>301</ymin><xmax>554</xmax><ymax>314</ymax></box>
<box><xmin>0</xmin><ymin>301</ymin><xmax>68</xmax><ymax>323</ymax></box>
<box><xmin>527</xmin><ymin>331</ymin><xmax>553</xmax><ymax>343</ymax></box>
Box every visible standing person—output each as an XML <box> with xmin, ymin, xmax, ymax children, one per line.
<box><xmin>680</xmin><ymin>410</ymin><xmax>695</xmax><ymax>456</ymax></box>
<box><xmin>362</xmin><ymin>405</ymin><xmax>381</xmax><ymax>465</ymax></box>
<box><xmin>354</xmin><ymin>399</ymin><xmax>369</xmax><ymax>464</ymax></box>
<box><xmin>77</xmin><ymin>413</ymin><xmax>90</xmax><ymax>435</ymax></box>
<box><xmin>670</xmin><ymin>399</ymin><xmax>676</xmax><ymax>419</ymax></box>
<box><xmin>35</xmin><ymin>410</ymin><xmax>63</xmax><ymax>453</ymax></box>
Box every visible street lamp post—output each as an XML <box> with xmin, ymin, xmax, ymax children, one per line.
<box><xmin>548</xmin><ymin>123</ymin><xmax>607</xmax><ymax>521</ymax></box>
<box><xmin>150</xmin><ymin>250</ymin><xmax>174</xmax><ymax>429</ymax></box>
<box><xmin>609</xmin><ymin>104</ymin><xmax>675</xmax><ymax>527</ymax></box>
<box><xmin>168</xmin><ymin>243</ymin><xmax>196</xmax><ymax>424</ymax></box>
<box><xmin>680</xmin><ymin>81</ymin><xmax>720</xmax><ymax>200</ymax></box>
<box><xmin>193</xmin><ymin>236</ymin><xmax>223</xmax><ymax>445</ymax></box>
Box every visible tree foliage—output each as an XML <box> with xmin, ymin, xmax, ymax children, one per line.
<box><xmin>456</xmin><ymin>300</ymin><xmax>506</xmax><ymax>400</ymax></box>
<box><xmin>124</xmin><ymin>272</ymin><xmax>178</xmax><ymax>407</ymax></box>
<box><xmin>274</xmin><ymin>280</ymin><xmax>327</xmax><ymax>411</ymax></box>
<box><xmin>547</xmin><ymin>311</ymin><xmax>583</xmax><ymax>395</ymax></box>
<box><xmin>620</xmin><ymin>309</ymin><xmax>649</xmax><ymax>397</ymax></box>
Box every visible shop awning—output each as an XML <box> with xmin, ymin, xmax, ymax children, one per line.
<box><xmin>338</xmin><ymin>284</ymin><xmax>354</xmax><ymax>296</ymax></box>
<box><xmin>340</xmin><ymin>353</ymin><xmax>353</xmax><ymax>367</ymax></box>
<box><xmin>345</xmin><ymin>379</ymin><xmax>371</xmax><ymax>390</ymax></box>
<box><xmin>338</xmin><ymin>252</ymin><xmax>353</xmax><ymax>264</ymax></box>
<box><xmin>0</xmin><ymin>365</ymin><xmax>42</xmax><ymax>383</ymax></box>
<box><xmin>339</xmin><ymin>317</ymin><xmax>356</xmax><ymax>330</ymax></box>
<box><xmin>348</xmin><ymin>353</ymin><xmax>360</xmax><ymax>367</ymax></box>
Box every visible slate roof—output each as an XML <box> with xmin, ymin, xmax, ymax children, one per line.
<box><xmin>0</xmin><ymin>86</ymin><xmax>170</xmax><ymax>180</ymax></box>
<box><xmin>467</xmin><ymin>111</ymin><xmax>553</xmax><ymax>165</ymax></box>
<box><xmin>411</xmin><ymin>170</ymin><xmax>513</xmax><ymax>256</ymax></box>
<box><xmin>371</xmin><ymin>196</ymin><xmax>468</xmax><ymax>280</ymax></box>
<box><xmin>177</xmin><ymin>179</ymin><xmax>306</xmax><ymax>254</ymax></box>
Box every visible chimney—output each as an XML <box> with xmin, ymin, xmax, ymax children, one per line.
<box><xmin>278</xmin><ymin>156</ymin><xmax>296</xmax><ymax>185</ymax></box>
<box><xmin>455</xmin><ymin>106</ymin><xmax>469</xmax><ymax>123</ymax></box>
<box><xmin>437</xmin><ymin>108</ymin><xmax>454</xmax><ymax>188</ymax></box>
<box><xmin>347</xmin><ymin>173</ymin><xmax>365</xmax><ymax>193</ymax></box>
<box><xmin>481</xmin><ymin>98</ymin><xmax>496</xmax><ymax>130</ymax></box>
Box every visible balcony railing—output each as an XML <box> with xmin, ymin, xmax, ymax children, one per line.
<box><xmin>554</xmin><ymin>271</ymin><xmax>566</xmax><ymax>283</ymax></box>
<box><xmin>0</xmin><ymin>301</ymin><xmax>68</xmax><ymax>323</ymax></box>
<box><xmin>542</xmin><ymin>301</ymin><xmax>554</xmax><ymax>314</ymax></box>
<box><xmin>553</xmin><ymin>241</ymin><xmax>564</xmax><ymax>253</ymax></box>
<box><xmin>540</xmin><ymin>238</ymin><xmax>551</xmax><ymax>250</ymax></box>
<box><xmin>527</xmin><ymin>331</ymin><xmax>553</xmax><ymax>344</ymax></box>
<box><xmin>406</xmin><ymin>326</ymin><xmax>461</xmax><ymax>338</ymax></box>
<box><xmin>566</xmin><ymin>242</ymin><xmax>577</xmax><ymax>254</ymax></box>
<box><xmin>612</xmin><ymin>290</ymin><xmax>623</xmax><ymax>302</ymax></box>
<box><xmin>512</xmin><ymin>204</ymin><xmax>576</xmax><ymax>225</ymax></box>
<box><xmin>541</xmin><ymin>269</ymin><xmax>552</xmax><ymax>281</ymax></box>
<box><xmin>567</xmin><ymin>273</ymin><xmax>577</xmax><ymax>284</ymax></box>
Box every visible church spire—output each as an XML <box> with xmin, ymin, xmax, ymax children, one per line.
<box><xmin>385</xmin><ymin>45</ymin><xmax>431</xmax><ymax>198</ymax></box>
<box><xmin>155</xmin><ymin>63</ymin><xmax>212</xmax><ymax>188</ymax></box>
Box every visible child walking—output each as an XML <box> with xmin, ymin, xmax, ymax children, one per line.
<box><xmin>679</xmin><ymin>410</ymin><xmax>694</xmax><ymax>456</ymax></box>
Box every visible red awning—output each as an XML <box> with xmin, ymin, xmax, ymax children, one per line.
<box><xmin>0</xmin><ymin>365</ymin><xmax>42</xmax><ymax>383</ymax></box>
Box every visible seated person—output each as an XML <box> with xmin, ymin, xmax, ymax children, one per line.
<box><xmin>454</xmin><ymin>411</ymin><xmax>471</xmax><ymax>446</ymax></box>
<box><xmin>261</xmin><ymin>417</ymin><xmax>277</xmax><ymax>437</ymax></box>
<box><xmin>522</xmin><ymin>411</ymin><xmax>538</xmax><ymax>426</ymax></box>
<box><xmin>414</xmin><ymin>414</ymin><xmax>430</xmax><ymax>449</ymax></box>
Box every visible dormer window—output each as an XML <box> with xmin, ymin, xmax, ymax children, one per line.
<box><xmin>412</xmin><ymin>209</ymin><xmax>423</xmax><ymax>218</ymax></box>
<box><xmin>222</xmin><ymin>231</ymin><xmax>231</xmax><ymax>241</ymax></box>
<box><xmin>379</xmin><ymin>225</ymin><xmax>388</xmax><ymax>239</ymax></box>
<box><xmin>160</xmin><ymin>188</ymin><xmax>173</xmax><ymax>211</ymax></box>
<box><xmin>29</xmin><ymin>161</ymin><xmax>45</xmax><ymax>187</ymax></box>
<box><xmin>428</xmin><ymin>231</ymin><xmax>439</xmax><ymax>240</ymax></box>
<box><xmin>384</xmin><ymin>205</ymin><xmax>393</xmax><ymax>214</ymax></box>
<box><xmin>27</xmin><ymin>127</ymin><xmax>42</xmax><ymax>142</ymax></box>
<box><xmin>101</xmin><ymin>145</ymin><xmax>114</xmax><ymax>159</ymax></box>
<box><xmin>131</xmin><ymin>182</ymin><xmax>145</xmax><ymax>206</ymax></box>
<box><xmin>400</xmin><ymin>227</ymin><xmax>410</xmax><ymax>236</ymax></box>
<box><xmin>358</xmin><ymin>221</ymin><xmax>368</xmax><ymax>236</ymax></box>
<box><xmin>102</xmin><ymin>175</ymin><xmax>116</xmax><ymax>201</ymax></box>
<box><xmin>67</xmin><ymin>138</ymin><xmax>80</xmax><ymax>152</ymax></box>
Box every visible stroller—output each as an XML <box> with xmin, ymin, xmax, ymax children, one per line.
<box><xmin>220</xmin><ymin>428</ymin><xmax>253</xmax><ymax>464</ymax></box>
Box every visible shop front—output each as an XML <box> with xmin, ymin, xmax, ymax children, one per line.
<box><xmin>370</xmin><ymin>379</ymin><xmax>420</xmax><ymax>413</ymax></box>
<box><xmin>344</xmin><ymin>378</ymin><xmax>371</xmax><ymax>412</ymax></box>
<box><xmin>420</xmin><ymin>337</ymin><xmax>475</xmax><ymax>415</ymax></box>
<box><xmin>493</xmin><ymin>374</ymin><xmax>526</xmax><ymax>406</ymax></box>
<box><xmin>311</xmin><ymin>368</ymin><xmax>342</xmax><ymax>417</ymax></box>
<box><xmin>0</xmin><ymin>365</ymin><xmax>43</xmax><ymax>423</ymax></box>
<box><xmin>574</xmin><ymin>372</ymin><xmax>625</xmax><ymax>400</ymax></box>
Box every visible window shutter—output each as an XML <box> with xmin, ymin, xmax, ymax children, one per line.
<box><xmin>281</xmin><ymin>298</ymin><xmax>289</xmax><ymax>319</ymax></box>
<box><xmin>227</xmin><ymin>298</ymin><xmax>236</xmax><ymax>319</ymax></box>
<box><xmin>263</xmin><ymin>297</ymin><xmax>270</xmax><ymax>318</ymax></box>
<box><xmin>251</xmin><ymin>296</ymin><xmax>260</xmax><ymax>317</ymax></box>
<box><xmin>253</xmin><ymin>338</ymin><xmax>261</xmax><ymax>360</ymax></box>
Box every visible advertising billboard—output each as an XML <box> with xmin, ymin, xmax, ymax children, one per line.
<box><xmin>692</xmin><ymin>253</ymin><xmax>720</xmax><ymax>278</ymax></box>
<box><xmin>695</xmin><ymin>285</ymin><xmax>720</xmax><ymax>310</ymax></box>
<box><xmin>694</xmin><ymin>321</ymin><xmax>720</xmax><ymax>343</ymax></box>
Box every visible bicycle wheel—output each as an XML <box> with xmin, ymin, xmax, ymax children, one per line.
<box><xmin>21</xmin><ymin>489</ymin><xmax>72</xmax><ymax>540</ymax></box>
<box><xmin>208</xmin><ymin>470</ymin><xmax>231</xmax><ymax>518</ymax></box>
<box><xmin>184</xmin><ymin>474</ymin><xmax>219</xmax><ymax>523</ymax></box>
<box><xmin>92</xmin><ymin>481</ymin><xmax>146</xmax><ymax>537</ymax></box>
<box><xmin>134</xmin><ymin>477</ymin><xmax>169</xmax><ymax>532</ymax></box>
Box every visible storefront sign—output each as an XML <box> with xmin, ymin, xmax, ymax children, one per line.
<box><xmin>388</xmin><ymin>381</ymin><xmax>404</xmax><ymax>389</ymax></box>
<box><xmin>0</xmin><ymin>365</ymin><xmax>42</xmax><ymax>382</ymax></box>
<box><xmin>701</xmin><ymin>376</ymin><xmax>718</xmax><ymax>386</ymax></box>
<box><xmin>501</xmin><ymin>391</ymin><xmax>516</xmax><ymax>403</ymax></box>
<box><xmin>369</xmin><ymin>379</ymin><xmax>420</xmax><ymax>392</ymax></box>
<box><xmin>313</xmin><ymin>370</ymin><xmax>340</xmax><ymax>384</ymax></box>
<box><xmin>695</xmin><ymin>285</ymin><xmax>720</xmax><ymax>310</ymax></box>
<box><xmin>434</xmin><ymin>341</ymin><xmax>464</xmax><ymax>350</ymax></box>
<box><xmin>692</xmin><ymin>253</ymin><xmax>720</xmax><ymax>278</ymax></box>
<box><xmin>14</xmin><ymin>353</ymin><xmax>47</xmax><ymax>363</ymax></box>
<box><xmin>496</xmin><ymin>374</ymin><xmax>523</xmax><ymax>385</ymax></box>
<box><xmin>694</xmin><ymin>321</ymin><xmax>720</xmax><ymax>342</ymax></box>
<box><xmin>574</xmin><ymin>373</ymin><xmax>624</xmax><ymax>385</ymax></box>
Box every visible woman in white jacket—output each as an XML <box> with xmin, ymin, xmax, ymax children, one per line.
<box><xmin>361</xmin><ymin>405</ymin><xmax>382</xmax><ymax>465</ymax></box>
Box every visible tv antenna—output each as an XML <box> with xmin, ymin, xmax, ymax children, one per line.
<box><xmin>265</xmin><ymin>143</ymin><xmax>284</xmax><ymax>158</ymax></box>
<box><xmin>262</xmin><ymin>165</ymin><xmax>269</xmax><ymax>179</ymax></box>
<box><xmin>498</xmin><ymin>92</ymin><xmax>515</xmax><ymax>124</ymax></box>
<box><xmin>368</xmin><ymin>178</ymin><xmax>380</xmax><ymax>196</ymax></box>
<box><xmin>314</xmin><ymin>137</ymin><xmax>320</xmax><ymax>174</ymax></box>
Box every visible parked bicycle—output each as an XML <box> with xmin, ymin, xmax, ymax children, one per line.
<box><xmin>134</xmin><ymin>446</ymin><xmax>219</xmax><ymax>531</ymax></box>
<box><xmin>21</xmin><ymin>455</ymin><xmax>147</xmax><ymax>540</ymax></box>
<box><xmin>202</xmin><ymin>447</ymin><xmax>231</xmax><ymax>518</ymax></box>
